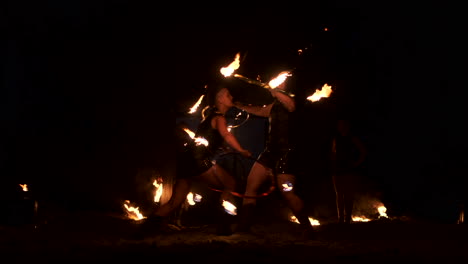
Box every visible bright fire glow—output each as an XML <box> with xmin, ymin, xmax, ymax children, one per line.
<box><xmin>306</xmin><ymin>83</ymin><xmax>333</xmax><ymax>102</ymax></box>
<box><xmin>220</xmin><ymin>52</ymin><xmax>241</xmax><ymax>77</ymax></box>
<box><xmin>352</xmin><ymin>216</ymin><xmax>371</xmax><ymax>222</ymax></box>
<box><xmin>153</xmin><ymin>178</ymin><xmax>163</xmax><ymax>203</ymax></box>
<box><xmin>377</xmin><ymin>205</ymin><xmax>388</xmax><ymax>218</ymax></box>
<box><xmin>123</xmin><ymin>200</ymin><xmax>146</xmax><ymax>221</ymax></box>
<box><xmin>19</xmin><ymin>184</ymin><xmax>28</xmax><ymax>192</ymax></box>
<box><xmin>281</xmin><ymin>181</ymin><xmax>293</xmax><ymax>192</ymax></box>
<box><xmin>290</xmin><ymin>215</ymin><xmax>321</xmax><ymax>226</ymax></box>
<box><xmin>187</xmin><ymin>192</ymin><xmax>202</xmax><ymax>206</ymax></box>
<box><xmin>183</xmin><ymin>128</ymin><xmax>208</xmax><ymax>146</ymax></box>
<box><xmin>188</xmin><ymin>94</ymin><xmax>205</xmax><ymax>114</ymax></box>
<box><xmin>222</xmin><ymin>200</ymin><xmax>237</xmax><ymax>215</ymax></box>
<box><xmin>268</xmin><ymin>71</ymin><xmax>291</xmax><ymax>89</ymax></box>
<box><xmin>352</xmin><ymin>201</ymin><xmax>389</xmax><ymax>222</ymax></box>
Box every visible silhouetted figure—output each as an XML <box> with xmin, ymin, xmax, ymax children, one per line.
<box><xmin>331</xmin><ymin>118</ymin><xmax>367</xmax><ymax>224</ymax></box>
<box><xmin>139</xmin><ymin>86</ymin><xmax>251</xmax><ymax>237</ymax></box>
<box><xmin>234</xmin><ymin>78</ymin><xmax>315</xmax><ymax>239</ymax></box>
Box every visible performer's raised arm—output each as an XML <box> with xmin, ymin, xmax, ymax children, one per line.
<box><xmin>234</xmin><ymin>102</ymin><xmax>273</xmax><ymax>117</ymax></box>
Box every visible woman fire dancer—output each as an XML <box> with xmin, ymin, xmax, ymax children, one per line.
<box><xmin>233</xmin><ymin>76</ymin><xmax>315</xmax><ymax>239</ymax></box>
<box><xmin>139</xmin><ymin>83</ymin><xmax>252</xmax><ymax>236</ymax></box>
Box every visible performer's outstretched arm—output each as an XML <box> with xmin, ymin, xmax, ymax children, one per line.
<box><xmin>234</xmin><ymin>102</ymin><xmax>273</xmax><ymax>117</ymax></box>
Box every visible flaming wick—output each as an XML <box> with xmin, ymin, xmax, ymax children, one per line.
<box><xmin>19</xmin><ymin>184</ymin><xmax>28</xmax><ymax>192</ymax></box>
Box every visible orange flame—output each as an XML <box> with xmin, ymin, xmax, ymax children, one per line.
<box><xmin>222</xmin><ymin>200</ymin><xmax>237</xmax><ymax>215</ymax></box>
<box><xmin>183</xmin><ymin>128</ymin><xmax>208</xmax><ymax>146</ymax></box>
<box><xmin>290</xmin><ymin>215</ymin><xmax>321</xmax><ymax>226</ymax></box>
<box><xmin>268</xmin><ymin>71</ymin><xmax>292</xmax><ymax>89</ymax></box>
<box><xmin>377</xmin><ymin>205</ymin><xmax>388</xmax><ymax>218</ymax></box>
<box><xmin>186</xmin><ymin>192</ymin><xmax>202</xmax><ymax>206</ymax></box>
<box><xmin>153</xmin><ymin>178</ymin><xmax>163</xmax><ymax>203</ymax></box>
<box><xmin>123</xmin><ymin>200</ymin><xmax>146</xmax><ymax>221</ymax></box>
<box><xmin>19</xmin><ymin>184</ymin><xmax>28</xmax><ymax>192</ymax></box>
<box><xmin>306</xmin><ymin>83</ymin><xmax>333</xmax><ymax>102</ymax></box>
<box><xmin>188</xmin><ymin>94</ymin><xmax>205</xmax><ymax>114</ymax></box>
<box><xmin>352</xmin><ymin>216</ymin><xmax>371</xmax><ymax>222</ymax></box>
<box><xmin>220</xmin><ymin>52</ymin><xmax>241</xmax><ymax>77</ymax></box>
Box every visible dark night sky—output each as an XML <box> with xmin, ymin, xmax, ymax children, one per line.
<box><xmin>2</xmin><ymin>1</ymin><xmax>466</xmax><ymax>220</ymax></box>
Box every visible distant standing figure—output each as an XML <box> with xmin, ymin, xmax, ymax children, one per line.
<box><xmin>331</xmin><ymin>118</ymin><xmax>367</xmax><ymax>224</ymax></box>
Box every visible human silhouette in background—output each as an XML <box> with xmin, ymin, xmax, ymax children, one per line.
<box><xmin>233</xmin><ymin>78</ymin><xmax>315</xmax><ymax>239</ymax></box>
<box><xmin>139</xmin><ymin>84</ymin><xmax>252</xmax><ymax>237</ymax></box>
<box><xmin>330</xmin><ymin>118</ymin><xmax>367</xmax><ymax>224</ymax></box>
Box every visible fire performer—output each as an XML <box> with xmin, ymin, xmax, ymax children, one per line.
<box><xmin>139</xmin><ymin>83</ymin><xmax>252</xmax><ymax>236</ymax></box>
<box><xmin>331</xmin><ymin>118</ymin><xmax>367</xmax><ymax>224</ymax></box>
<box><xmin>233</xmin><ymin>76</ymin><xmax>315</xmax><ymax>239</ymax></box>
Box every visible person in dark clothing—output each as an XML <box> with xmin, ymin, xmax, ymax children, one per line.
<box><xmin>141</xmin><ymin>86</ymin><xmax>252</xmax><ymax>235</ymax></box>
<box><xmin>331</xmin><ymin>118</ymin><xmax>367</xmax><ymax>224</ymax></box>
<box><xmin>233</xmin><ymin>79</ymin><xmax>315</xmax><ymax>238</ymax></box>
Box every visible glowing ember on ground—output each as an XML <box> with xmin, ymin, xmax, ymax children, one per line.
<box><xmin>352</xmin><ymin>201</ymin><xmax>389</xmax><ymax>222</ymax></box>
<box><xmin>123</xmin><ymin>200</ymin><xmax>146</xmax><ymax>221</ymax></box>
<box><xmin>19</xmin><ymin>184</ymin><xmax>28</xmax><ymax>192</ymax></box>
<box><xmin>377</xmin><ymin>205</ymin><xmax>388</xmax><ymax>218</ymax></box>
<box><xmin>306</xmin><ymin>83</ymin><xmax>333</xmax><ymax>102</ymax></box>
<box><xmin>290</xmin><ymin>215</ymin><xmax>321</xmax><ymax>226</ymax></box>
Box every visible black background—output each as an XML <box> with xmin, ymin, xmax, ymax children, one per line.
<box><xmin>2</xmin><ymin>1</ymin><xmax>465</xmax><ymax>221</ymax></box>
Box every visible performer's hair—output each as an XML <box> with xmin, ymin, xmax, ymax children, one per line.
<box><xmin>205</xmin><ymin>78</ymin><xmax>226</xmax><ymax>107</ymax></box>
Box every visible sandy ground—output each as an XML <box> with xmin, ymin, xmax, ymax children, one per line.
<box><xmin>1</xmin><ymin>207</ymin><xmax>468</xmax><ymax>264</ymax></box>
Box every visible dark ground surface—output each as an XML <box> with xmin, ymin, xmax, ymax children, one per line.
<box><xmin>1</xmin><ymin>200</ymin><xmax>468</xmax><ymax>264</ymax></box>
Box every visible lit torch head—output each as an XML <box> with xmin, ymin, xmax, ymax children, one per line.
<box><xmin>220</xmin><ymin>52</ymin><xmax>241</xmax><ymax>77</ymax></box>
<box><xmin>306</xmin><ymin>83</ymin><xmax>333</xmax><ymax>102</ymax></box>
<box><xmin>222</xmin><ymin>200</ymin><xmax>237</xmax><ymax>216</ymax></box>
<box><xmin>268</xmin><ymin>71</ymin><xmax>292</xmax><ymax>89</ymax></box>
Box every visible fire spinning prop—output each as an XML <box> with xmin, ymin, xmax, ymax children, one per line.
<box><xmin>306</xmin><ymin>83</ymin><xmax>333</xmax><ymax>102</ymax></box>
<box><xmin>183</xmin><ymin>127</ymin><xmax>208</xmax><ymax>146</ymax></box>
<box><xmin>220</xmin><ymin>52</ymin><xmax>333</xmax><ymax>102</ymax></box>
<box><xmin>19</xmin><ymin>184</ymin><xmax>28</xmax><ymax>192</ymax></box>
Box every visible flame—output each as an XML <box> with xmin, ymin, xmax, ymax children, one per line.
<box><xmin>290</xmin><ymin>215</ymin><xmax>321</xmax><ymax>226</ymax></box>
<box><xmin>220</xmin><ymin>52</ymin><xmax>241</xmax><ymax>77</ymax></box>
<box><xmin>377</xmin><ymin>205</ymin><xmax>388</xmax><ymax>218</ymax></box>
<box><xmin>153</xmin><ymin>178</ymin><xmax>163</xmax><ymax>203</ymax></box>
<box><xmin>188</xmin><ymin>94</ymin><xmax>205</xmax><ymax>114</ymax></box>
<box><xmin>352</xmin><ymin>216</ymin><xmax>371</xmax><ymax>222</ymax></box>
<box><xmin>306</xmin><ymin>83</ymin><xmax>333</xmax><ymax>102</ymax></box>
<box><xmin>352</xmin><ymin>201</ymin><xmax>389</xmax><ymax>222</ymax></box>
<box><xmin>222</xmin><ymin>200</ymin><xmax>237</xmax><ymax>215</ymax></box>
<box><xmin>123</xmin><ymin>200</ymin><xmax>146</xmax><ymax>221</ymax></box>
<box><xmin>268</xmin><ymin>71</ymin><xmax>292</xmax><ymax>89</ymax></box>
<box><xmin>19</xmin><ymin>184</ymin><xmax>28</xmax><ymax>192</ymax></box>
<box><xmin>281</xmin><ymin>181</ymin><xmax>293</xmax><ymax>192</ymax></box>
<box><xmin>186</xmin><ymin>192</ymin><xmax>202</xmax><ymax>206</ymax></box>
<box><xmin>183</xmin><ymin>128</ymin><xmax>208</xmax><ymax>146</ymax></box>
